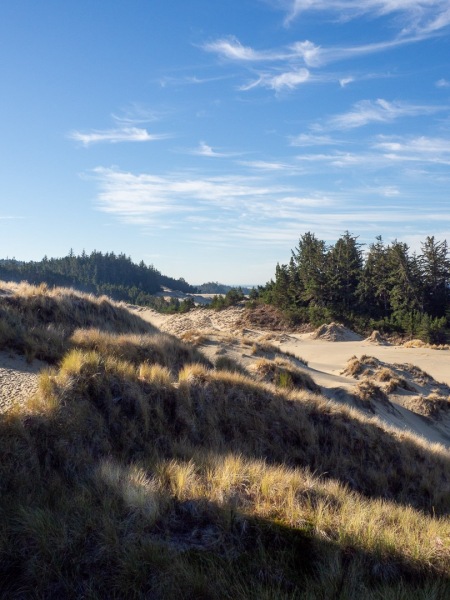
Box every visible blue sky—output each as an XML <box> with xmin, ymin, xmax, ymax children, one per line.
<box><xmin>1</xmin><ymin>1</ymin><xmax>450</xmax><ymax>285</ymax></box>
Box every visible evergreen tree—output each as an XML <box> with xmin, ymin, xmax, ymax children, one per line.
<box><xmin>359</xmin><ymin>236</ymin><xmax>390</xmax><ymax>317</ymax></box>
<box><xmin>387</xmin><ymin>241</ymin><xmax>422</xmax><ymax>316</ymax></box>
<box><xmin>419</xmin><ymin>236</ymin><xmax>450</xmax><ymax>317</ymax></box>
<box><xmin>291</xmin><ymin>232</ymin><xmax>327</xmax><ymax>306</ymax></box>
<box><xmin>326</xmin><ymin>231</ymin><xmax>363</xmax><ymax>314</ymax></box>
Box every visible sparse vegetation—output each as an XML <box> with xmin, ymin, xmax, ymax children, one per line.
<box><xmin>214</xmin><ymin>355</ymin><xmax>247</xmax><ymax>374</ymax></box>
<box><xmin>209</xmin><ymin>287</ymin><xmax>245</xmax><ymax>310</ymax></box>
<box><xmin>252</xmin><ymin>357</ymin><xmax>319</xmax><ymax>392</ymax></box>
<box><xmin>0</xmin><ymin>282</ymin><xmax>449</xmax><ymax>597</ymax></box>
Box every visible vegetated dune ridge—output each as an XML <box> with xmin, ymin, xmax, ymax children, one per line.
<box><xmin>0</xmin><ymin>283</ymin><xmax>449</xmax><ymax>598</ymax></box>
<box><xmin>135</xmin><ymin>306</ymin><xmax>450</xmax><ymax>448</ymax></box>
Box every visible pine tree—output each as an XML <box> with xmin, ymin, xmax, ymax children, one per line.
<box><xmin>326</xmin><ymin>231</ymin><xmax>363</xmax><ymax>314</ymax></box>
<box><xmin>360</xmin><ymin>236</ymin><xmax>390</xmax><ymax>318</ymax></box>
<box><xmin>419</xmin><ymin>236</ymin><xmax>450</xmax><ymax>317</ymax></box>
<box><xmin>291</xmin><ymin>232</ymin><xmax>327</xmax><ymax>306</ymax></box>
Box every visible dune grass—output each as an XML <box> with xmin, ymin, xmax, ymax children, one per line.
<box><xmin>0</xmin><ymin>282</ymin><xmax>449</xmax><ymax>597</ymax></box>
<box><xmin>0</xmin><ymin>281</ymin><xmax>154</xmax><ymax>362</ymax></box>
<box><xmin>1</xmin><ymin>349</ymin><xmax>449</xmax><ymax>597</ymax></box>
<box><xmin>252</xmin><ymin>357</ymin><xmax>319</xmax><ymax>393</ymax></box>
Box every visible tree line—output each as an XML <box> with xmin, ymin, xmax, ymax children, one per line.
<box><xmin>258</xmin><ymin>232</ymin><xmax>449</xmax><ymax>342</ymax></box>
<box><xmin>0</xmin><ymin>250</ymin><xmax>196</xmax><ymax>307</ymax></box>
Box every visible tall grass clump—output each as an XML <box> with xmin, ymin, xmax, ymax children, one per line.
<box><xmin>0</xmin><ymin>281</ymin><xmax>154</xmax><ymax>362</ymax></box>
<box><xmin>70</xmin><ymin>328</ymin><xmax>211</xmax><ymax>374</ymax></box>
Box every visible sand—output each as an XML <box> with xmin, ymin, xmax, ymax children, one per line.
<box><xmin>3</xmin><ymin>301</ymin><xmax>449</xmax><ymax>448</ymax></box>
<box><xmin>0</xmin><ymin>352</ymin><xmax>47</xmax><ymax>413</ymax></box>
<box><xmin>132</xmin><ymin>305</ymin><xmax>450</xmax><ymax>448</ymax></box>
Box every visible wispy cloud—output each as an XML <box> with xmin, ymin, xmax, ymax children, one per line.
<box><xmin>339</xmin><ymin>76</ymin><xmax>354</xmax><ymax>87</ymax></box>
<box><xmin>202</xmin><ymin>31</ymin><xmax>430</xmax><ymax>96</ymax></box>
<box><xmin>238</xmin><ymin>159</ymin><xmax>298</xmax><ymax>171</ymax></box>
<box><xmin>89</xmin><ymin>166</ymin><xmax>339</xmax><ymax>242</ymax></box>
<box><xmin>202</xmin><ymin>1</ymin><xmax>450</xmax><ymax>99</ymax></box>
<box><xmin>190</xmin><ymin>142</ymin><xmax>235</xmax><ymax>157</ymax></box>
<box><xmin>91</xmin><ymin>167</ymin><xmax>290</xmax><ymax>222</ymax></box>
<box><xmin>373</xmin><ymin>135</ymin><xmax>450</xmax><ymax>164</ymax></box>
<box><xmin>87</xmin><ymin>165</ymin><xmax>450</xmax><ymax>259</ymax></box>
<box><xmin>204</xmin><ymin>35</ymin><xmax>408</xmax><ymax>71</ymax></box>
<box><xmin>203</xmin><ymin>36</ymin><xmax>283</xmax><ymax>61</ymax></box>
<box><xmin>436</xmin><ymin>78</ymin><xmax>450</xmax><ymax>87</ymax></box>
<box><xmin>317</xmin><ymin>99</ymin><xmax>444</xmax><ymax>130</ymax></box>
<box><xmin>241</xmin><ymin>67</ymin><xmax>310</xmax><ymax>91</ymax></box>
<box><xmin>68</xmin><ymin>127</ymin><xmax>170</xmax><ymax>147</ymax></box>
<box><xmin>292</xmin><ymin>134</ymin><xmax>450</xmax><ymax>171</ymax></box>
<box><xmin>159</xmin><ymin>73</ymin><xmax>235</xmax><ymax>88</ymax></box>
<box><xmin>111</xmin><ymin>104</ymin><xmax>161</xmax><ymax>125</ymax></box>
<box><xmin>289</xmin><ymin>133</ymin><xmax>340</xmax><ymax>146</ymax></box>
<box><xmin>281</xmin><ymin>0</ymin><xmax>450</xmax><ymax>37</ymax></box>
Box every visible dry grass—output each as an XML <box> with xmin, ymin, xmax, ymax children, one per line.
<box><xmin>70</xmin><ymin>328</ymin><xmax>211</xmax><ymax>374</ymax></box>
<box><xmin>342</xmin><ymin>354</ymin><xmax>380</xmax><ymax>378</ymax></box>
<box><xmin>252</xmin><ymin>357</ymin><xmax>319</xmax><ymax>392</ymax></box>
<box><xmin>1</xmin><ymin>281</ymin><xmax>449</xmax><ymax>597</ymax></box>
<box><xmin>403</xmin><ymin>339</ymin><xmax>450</xmax><ymax>350</ymax></box>
<box><xmin>1</xmin><ymin>347</ymin><xmax>449</xmax><ymax>597</ymax></box>
<box><xmin>214</xmin><ymin>355</ymin><xmax>247</xmax><ymax>374</ymax></box>
<box><xmin>353</xmin><ymin>380</ymin><xmax>390</xmax><ymax>412</ymax></box>
<box><xmin>0</xmin><ymin>281</ymin><xmax>154</xmax><ymax>362</ymax></box>
<box><xmin>403</xmin><ymin>395</ymin><xmax>450</xmax><ymax>419</ymax></box>
<box><xmin>179</xmin><ymin>329</ymin><xmax>209</xmax><ymax>346</ymax></box>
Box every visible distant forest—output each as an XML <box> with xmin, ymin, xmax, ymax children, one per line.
<box><xmin>197</xmin><ymin>282</ymin><xmax>253</xmax><ymax>295</ymax></box>
<box><xmin>0</xmin><ymin>250</ymin><xmax>196</xmax><ymax>307</ymax></box>
<box><xmin>258</xmin><ymin>232</ymin><xmax>450</xmax><ymax>342</ymax></box>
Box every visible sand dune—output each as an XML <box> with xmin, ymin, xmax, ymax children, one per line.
<box><xmin>132</xmin><ymin>305</ymin><xmax>450</xmax><ymax>448</ymax></box>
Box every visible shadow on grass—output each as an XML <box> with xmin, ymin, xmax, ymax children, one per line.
<box><xmin>0</xmin><ymin>465</ymin><xmax>448</xmax><ymax>599</ymax></box>
<box><xmin>0</xmin><ymin>355</ymin><xmax>449</xmax><ymax>597</ymax></box>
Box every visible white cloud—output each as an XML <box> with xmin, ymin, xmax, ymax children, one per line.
<box><xmin>436</xmin><ymin>78</ymin><xmax>450</xmax><ymax>87</ymax></box>
<box><xmin>205</xmin><ymin>35</ymin><xmax>412</xmax><ymax>71</ymax></box>
<box><xmin>269</xmin><ymin>68</ymin><xmax>310</xmax><ymax>90</ymax></box>
<box><xmin>68</xmin><ymin>127</ymin><xmax>169</xmax><ymax>147</ymax></box>
<box><xmin>373</xmin><ymin>135</ymin><xmax>450</xmax><ymax>164</ymax></box>
<box><xmin>202</xmin><ymin>36</ymin><xmax>280</xmax><ymax>61</ymax></box>
<box><xmin>290</xmin><ymin>40</ymin><xmax>323</xmax><ymax>67</ymax></box>
<box><xmin>290</xmin><ymin>133</ymin><xmax>339</xmax><ymax>147</ymax></box>
<box><xmin>282</xmin><ymin>1</ymin><xmax>450</xmax><ymax>37</ymax></box>
<box><xmin>190</xmin><ymin>142</ymin><xmax>232</xmax><ymax>157</ymax></box>
<box><xmin>86</xmin><ymin>165</ymin><xmax>450</xmax><ymax>260</ymax></box>
<box><xmin>339</xmin><ymin>77</ymin><xmax>354</xmax><ymax>87</ymax></box>
<box><xmin>238</xmin><ymin>160</ymin><xmax>295</xmax><ymax>171</ymax></box>
<box><xmin>91</xmin><ymin>167</ymin><xmax>290</xmax><ymax>223</ymax></box>
<box><xmin>320</xmin><ymin>99</ymin><xmax>444</xmax><ymax>130</ymax></box>
<box><xmin>380</xmin><ymin>186</ymin><xmax>401</xmax><ymax>197</ymax></box>
<box><xmin>240</xmin><ymin>68</ymin><xmax>311</xmax><ymax>91</ymax></box>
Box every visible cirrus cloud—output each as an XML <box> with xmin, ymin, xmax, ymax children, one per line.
<box><xmin>68</xmin><ymin>127</ymin><xmax>170</xmax><ymax>147</ymax></box>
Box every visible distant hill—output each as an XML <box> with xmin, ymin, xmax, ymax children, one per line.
<box><xmin>197</xmin><ymin>281</ymin><xmax>253</xmax><ymax>295</ymax></box>
<box><xmin>0</xmin><ymin>250</ymin><xmax>196</xmax><ymax>306</ymax></box>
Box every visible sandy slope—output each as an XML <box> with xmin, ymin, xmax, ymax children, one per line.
<box><xmin>2</xmin><ymin>301</ymin><xmax>449</xmax><ymax>447</ymax></box>
<box><xmin>0</xmin><ymin>352</ymin><xmax>47</xmax><ymax>413</ymax></box>
<box><xmin>132</xmin><ymin>306</ymin><xmax>450</xmax><ymax>448</ymax></box>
